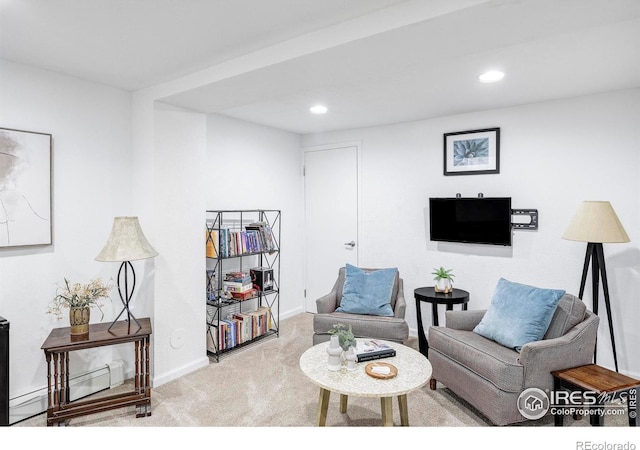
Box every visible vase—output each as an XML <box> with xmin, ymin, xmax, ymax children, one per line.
<box><xmin>327</xmin><ymin>335</ymin><xmax>343</xmax><ymax>371</ymax></box>
<box><xmin>69</xmin><ymin>306</ymin><xmax>90</xmax><ymax>335</ymax></box>
<box><xmin>435</xmin><ymin>279</ymin><xmax>452</xmax><ymax>293</ymax></box>
<box><xmin>344</xmin><ymin>346</ymin><xmax>357</xmax><ymax>371</ymax></box>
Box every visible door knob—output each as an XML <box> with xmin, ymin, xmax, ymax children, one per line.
<box><xmin>344</xmin><ymin>241</ymin><xmax>356</xmax><ymax>248</ymax></box>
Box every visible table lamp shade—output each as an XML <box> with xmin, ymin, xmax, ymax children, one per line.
<box><xmin>562</xmin><ymin>201</ymin><xmax>630</xmax><ymax>243</ymax></box>
<box><xmin>95</xmin><ymin>217</ymin><xmax>158</xmax><ymax>262</ymax></box>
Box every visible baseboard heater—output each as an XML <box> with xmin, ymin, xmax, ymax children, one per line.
<box><xmin>9</xmin><ymin>360</ymin><xmax>124</xmax><ymax>425</ymax></box>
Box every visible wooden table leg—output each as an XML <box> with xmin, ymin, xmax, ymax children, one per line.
<box><xmin>62</xmin><ymin>352</ymin><xmax>69</xmax><ymax>407</ymax></box>
<box><xmin>398</xmin><ymin>394</ymin><xmax>409</xmax><ymax>426</ymax></box>
<box><xmin>144</xmin><ymin>336</ymin><xmax>152</xmax><ymax>416</ymax></box>
<box><xmin>45</xmin><ymin>352</ymin><xmax>53</xmax><ymax>426</ymax></box>
<box><xmin>135</xmin><ymin>337</ymin><xmax>152</xmax><ymax>418</ymax></box>
<box><xmin>381</xmin><ymin>397</ymin><xmax>393</xmax><ymax>426</ymax></box>
<box><xmin>317</xmin><ymin>388</ymin><xmax>330</xmax><ymax>426</ymax></box>
<box><xmin>52</xmin><ymin>353</ymin><xmax>60</xmax><ymax>424</ymax></box>
<box><xmin>340</xmin><ymin>394</ymin><xmax>348</xmax><ymax>414</ymax></box>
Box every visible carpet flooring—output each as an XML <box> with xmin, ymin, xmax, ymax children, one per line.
<box><xmin>11</xmin><ymin>312</ymin><xmax>631</xmax><ymax>446</ymax></box>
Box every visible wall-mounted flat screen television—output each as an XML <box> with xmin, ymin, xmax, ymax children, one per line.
<box><xmin>429</xmin><ymin>197</ymin><xmax>512</xmax><ymax>246</ymax></box>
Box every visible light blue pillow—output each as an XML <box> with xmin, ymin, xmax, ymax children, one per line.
<box><xmin>336</xmin><ymin>264</ymin><xmax>396</xmax><ymax>317</ymax></box>
<box><xmin>473</xmin><ymin>278</ymin><xmax>565</xmax><ymax>352</ymax></box>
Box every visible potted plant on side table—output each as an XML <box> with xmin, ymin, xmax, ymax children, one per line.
<box><xmin>432</xmin><ymin>267</ymin><xmax>455</xmax><ymax>293</ymax></box>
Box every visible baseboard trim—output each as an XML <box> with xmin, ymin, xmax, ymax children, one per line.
<box><xmin>9</xmin><ymin>361</ymin><xmax>124</xmax><ymax>425</ymax></box>
<box><xmin>152</xmin><ymin>356</ymin><xmax>209</xmax><ymax>388</ymax></box>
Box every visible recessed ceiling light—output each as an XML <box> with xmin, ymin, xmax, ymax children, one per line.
<box><xmin>310</xmin><ymin>105</ymin><xmax>328</xmax><ymax>114</ymax></box>
<box><xmin>478</xmin><ymin>70</ymin><xmax>505</xmax><ymax>83</ymax></box>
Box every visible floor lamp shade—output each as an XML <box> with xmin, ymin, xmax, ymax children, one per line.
<box><xmin>562</xmin><ymin>201</ymin><xmax>629</xmax><ymax>243</ymax></box>
<box><xmin>562</xmin><ymin>201</ymin><xmax>629</xmax><ymax>372</ymax></box>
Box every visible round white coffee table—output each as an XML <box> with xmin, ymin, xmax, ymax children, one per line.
<box><xmin>299</xmin><ymin>339</ymin><xmax>432</xmax><ymax>426</ymax></box>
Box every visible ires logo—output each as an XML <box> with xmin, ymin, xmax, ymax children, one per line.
<box><xmin>517</xmin><ymin>388</ymin><xmax>550</xmax><ymax>420</ymax></box>
<box><xmin>517</xmin><ymin>387</ymin><xmax>635</xmax><ymax>422</ymax></box>
<box><xmin>549</xmin><ymin>390</ymin><xmax>629</xmax><ymax>405</ymax></box>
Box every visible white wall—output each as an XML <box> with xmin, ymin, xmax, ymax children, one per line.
<box><xmin>2</xmin><ymin>53</ymin><xmax>637</xmax><ymax>406</ymax></box>
<box><xmin>149</xmin><ymin>103</ymin><xmax>208</xmax><ymax>386</ymax></box>
<box><xmin>303</xmin><ymin>89</ymin><xmax>640</xmax><ymax>377</ymax></box>
<box><xmin>0</xmin><ymin>59</ymin><xmax>133</xmax><ymax>399</ymax></box>
<box><xmin>206</xmin><ymin>115</ymin><xmax>305</xmax><ymax>319</ymax></box>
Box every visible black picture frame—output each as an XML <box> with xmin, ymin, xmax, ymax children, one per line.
<box><xmin>443</xmin><ymin>127</ymin><xmax>500</xmax><ymax>176</ymax></box>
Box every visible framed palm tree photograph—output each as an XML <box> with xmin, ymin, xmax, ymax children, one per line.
<box><xmin>443</xmin><ymin>127</ymin><xmax>500</xmax><ymax>176</ymax></box>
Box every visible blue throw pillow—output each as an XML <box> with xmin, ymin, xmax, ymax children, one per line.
<box><xmin>336</xmin><ymin>264</ymin><xmax>396</xmax><ymax>317</ymax></box>
<box><xmin>473</xmin><ymin>278</ymin><xmax>565</xmax><ymax>352</ymax></box>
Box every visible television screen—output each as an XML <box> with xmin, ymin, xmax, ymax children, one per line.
<box><xmin>429</xmin><ymin>197</ymin><xmax>512</xmax><ymax>246</ymax></box>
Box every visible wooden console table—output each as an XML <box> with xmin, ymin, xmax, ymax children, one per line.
<box><xmin>41</xmin><ymin>318</ymin><xmax>152</xmax><ymax>426</ymax></box>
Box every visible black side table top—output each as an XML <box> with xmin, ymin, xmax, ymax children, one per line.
<box><xmin>414</xmin><ymin>287</ymin><xmax>470</xmax><ymax>305</ymax></box>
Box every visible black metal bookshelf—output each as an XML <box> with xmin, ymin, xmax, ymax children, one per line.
<box><xmin>205</xmin><ymin>210</ymin><xmax>280</xmax><ymax>361</ymax></box>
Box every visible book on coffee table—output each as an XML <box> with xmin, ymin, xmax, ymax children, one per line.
<box><xmin>355</xmin><ymin>339</ymin><xmax>396</xmax><ymax>362</ymax></box>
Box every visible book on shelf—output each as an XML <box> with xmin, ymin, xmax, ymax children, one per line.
<box><xmin>223</xmin><ymin>269</ymin><xmax>252</xmax><ymax>294</ymax></box>
<box><xmin>221</xmin><ymin>318</ymin><xmax>238</xmax><ymax>349</ymax></box>
<box><xmin>223</xmin><ymin>281</ymin><xmax>253</xmax><ymax>293</ymax></box>
<box><xmin>206</xmin><ymin>270</ymin><xmax>217</xmax><ymax>301</ymax></box>
<box><xmin>208</xmin><ymin>307</ymin><xmax>271</xmax><ymax>355</ymax></box>
<box><xmin>205</xmin><ymin>227</ymin><xmax>217</xmax><ymax>258</ymax></box>
<box><xmin>354</xmin><ymin>339</ymin><xmax>396</xmax><ymax>362</ymax></box>
<box><xmin>248</xmin><ymin>306</ymin><xmax>271</xmax><ymax>338</ymax></box>
<box><xmin>230</xmin><ymin>289</ymin><xmax>256</xmax><ymax>300</ymax></box>
<box><xmin>206</xmin><ymin>327</ymin><xmax>218</xmax><ymax>353</ymax></box>
<box><xmin>224</xmin><ymin>271</ymin><xmax>251</xmax><ymax>285</ymax></box>
<box><xmin>225</xmin><ymin>270</ymin><xmax>249</xmax><ymax>280</ymax></box>
<box><xmin>245</xmin><ymin>221</ymin><xmax>276</xmax><ymax>253</ymax></box>
<box><xmin>232</xmin><ymin>312</ymin><xmax>252</xmax><ymax>344</ymax></box>
<box><xmin>212</xmin><ymin>222</ymin><xmax>276</xmax><ymax>257</ymax></box>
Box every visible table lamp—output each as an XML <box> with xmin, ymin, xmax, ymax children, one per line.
<box><xmin>96</xmin><ymin>217</ymin><xmax>158</xmax><ymax>333</ymax></box>
<box><xmin>562</xmin><ymin>201</ymin><xmax>629</xmax><ymax>372</ymax></box>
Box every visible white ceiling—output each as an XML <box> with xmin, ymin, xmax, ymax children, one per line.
<box><xmin>1</xmin><ymin>0</ymin><xmax>639</xmax><ymax>134</ymax></box>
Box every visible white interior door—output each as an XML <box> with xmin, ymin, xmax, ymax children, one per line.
<box><xmin>304</xmin><ymin>145</ymin><xmax>359</xmax><ymax>313</ymax></box>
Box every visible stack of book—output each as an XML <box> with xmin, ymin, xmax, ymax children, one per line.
<box><xmin>354</xmin><ymin>340</ymin><xmax>396</xmax><ymax>362</ymax></box>
<box><xmin>223</xmin><ymin>271</ymin><xmax>255</xmax><ymax>300</ymax></box>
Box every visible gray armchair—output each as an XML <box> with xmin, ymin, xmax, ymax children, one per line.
<box><xmin>428</xmin><ymin>293</ymin><xmax>599</xmax><ymax>425</ymax></box>
<box><xmin>312</xmin><ymin>267</ymin><xmax>409</xmax><ymax>345</ymax></box>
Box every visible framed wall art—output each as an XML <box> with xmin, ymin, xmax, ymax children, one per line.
<box><xmin>0</xmin><ymin>127</ymin><xmax>52</xmax><ymax>247</ymax></box>
<box><xmin>443</xmin><ymin>127</ymin><xmax>500</xmax><ymax>176</ymax></box>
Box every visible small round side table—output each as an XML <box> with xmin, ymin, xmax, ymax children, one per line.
<box><xmin>414</xmin><ymin>287</ymin><xmax>470</xmax><ymax>357</ymax></box>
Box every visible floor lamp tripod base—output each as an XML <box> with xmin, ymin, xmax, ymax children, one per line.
<box><xmin>579</xmin><ymin>242</ymin><xmax>618</xmax><ymax>372</ymax></box>
<box><xmin>108</xmin><ymin>261</ymin><xmax>142</xmax><ymax>334</ymax></box>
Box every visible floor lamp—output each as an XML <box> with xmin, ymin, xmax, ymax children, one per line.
<box><xmin>96</xmin><ymin>217</ymin><xmax>158</xmax><ymax>334</ymax></box>
<box><xmin>562</xmin><ymin>201</ymin><xmax>629</xmax><ymax>372</ymax></box>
